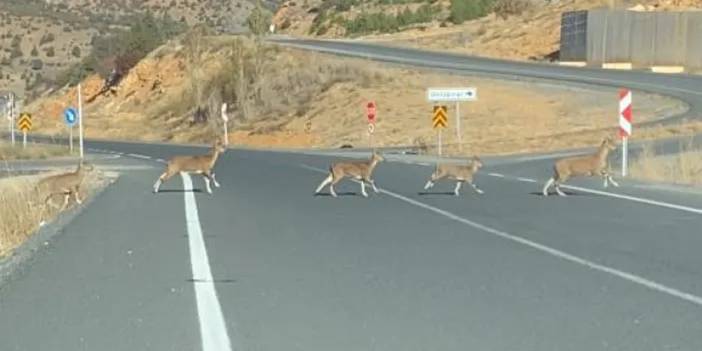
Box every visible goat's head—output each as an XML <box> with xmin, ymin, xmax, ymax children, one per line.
<box><xmin>601</xmin><ymin>137</ymin><xmax>617</xmax><ymax>151</ymax></box>
<box><xmin>213</xmin><ymin>139</ymin><xmax>227</xmax><ymax>153</ymax></box>
<box><xmin>471</xmin><ymin>155</ymin><xmax>484</xmax><ymax>170</ymax></box>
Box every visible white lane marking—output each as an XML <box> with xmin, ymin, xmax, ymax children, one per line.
<box><xmin>182</xmin><ymin>173</ymin><xmax>233</xmax><ymax>351</ymax></box>
<box><xmin>156</xmin><ymin>158</ymin><xmax>167</xmax><ymax>164</ymax></box>
<box><xmin>127</xmin><ymin>153</ymin><xmax>152</xmax><ymax>160</ymax></box>
<box><xmin>561</xmin><ymin>184</ymin><xmax>702</xmax><ymax>215</ymax></box>
<box><xmin>488</xmin><ymin>173</ymin><xmax>505</xmax><ymax>178</ymax></box>
<box><xmin>517</xmin><ymin>177</ymin><xmax>537</xmax><ymax>183</ymax></box>
<box><xmin>301</xmin><ymin>163</ymin><xmax>702</xmax><ymax>307</ymax></box>
<box><xmin>418</xmin><ymin>162</ymin><xmax>431</xmax><ymax>166</ymax></box>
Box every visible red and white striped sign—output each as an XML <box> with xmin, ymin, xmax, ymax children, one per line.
<box><xmin>619</xmin><ymin>89</ymin><xmax>632</xmax><ymax>137</ymax></box>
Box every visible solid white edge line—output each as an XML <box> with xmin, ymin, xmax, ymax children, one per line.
<box><xmin>182</xmin><ymin>173</ymin><xmax>234</xmax><ymax>351</ymax></box>
<box><xmin>562</xmin><ymin>184</ymin><xmax>702</xmax><ymax>215</ymax></box>
<box><xmin>301</xmin><ymin>163</ymin><xmax>702</xmax><ymax>307</ymax></box>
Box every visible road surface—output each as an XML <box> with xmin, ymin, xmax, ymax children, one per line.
<box><xmin>270</xmin><ymin>37</ymin><xmax>702</xmax><ymax>127</ymax></box>
<box><xmin>1</xmin><ymin>140</ymin><xmax>701</xmax><ymax>350</ymax></box>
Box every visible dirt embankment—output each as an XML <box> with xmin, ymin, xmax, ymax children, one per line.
<box><xmin>26</xmin><ymin>33</ymin><xmax>690</xmax><ymax>156</ymax></box>
<box><xmin>0</xmin><ymin>167</ymin><xmax>111</xmax><ymax>258</ymax></box>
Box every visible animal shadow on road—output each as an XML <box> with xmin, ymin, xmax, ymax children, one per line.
<box><xmin>314</xmin><ymin>192</ymin><xmax>359</xmax><ymax>197</ymax></box>
<box><xmin>418</xmin><ymin>191</ymin><xmax>458</xmax><ymax>196</ymax></box>
<box><xmin>156</xmin><ymin>189</ymin><xmax>204</xmax><ymax>193</ymax></box>
<box><xmin>530</xmin><ymin>191</ymin><xmax>589</xmax><ymax>197</ymax></box>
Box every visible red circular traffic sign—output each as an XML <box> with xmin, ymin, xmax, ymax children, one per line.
<box><xmin>367</xmin><ymin>101</ymin><xmax>376</xmax><ymax>123</ymax></box>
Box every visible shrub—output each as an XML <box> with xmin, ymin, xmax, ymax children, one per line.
<box><xmin>39</xmin><ymin>32</ymin><xmax>55</xmax><ymax>46</ymax></box>
<box><xmin>449</xmin><ymin>0</ymin><xmax>494</xmax><ymax>24</ymax></box>
<box><xmin>492</xmin><ymin>0</ymin><xmax>532</xmax><ymax>19</ymax></box>
<box><xmin>30</xmin><ymin>46</ymin><xmax>39</xmax><ymax>57</ymax></box>
<box><xmin>71</xmin><ymin>46</ymin><xmax>81</xmax><ymax>58</ymax></box>
<box><xmin>30</xmin><ymin>59</ymin><xmax>43</xmax><ymax>70</ymax></box>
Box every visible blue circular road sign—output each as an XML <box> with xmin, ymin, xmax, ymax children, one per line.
<box><xmin>64</xmin><ymin>107</ymin><xmax>77</xmax><ymax>126</ymax></box>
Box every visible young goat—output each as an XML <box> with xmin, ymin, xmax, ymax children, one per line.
<box><xmin>423</xmin><ymin>156</ymin><xmax>484</xmax><ymax>196</ymax></box>
<box><xmin>542</xmin><ymin>137</ymin><xmax>619</xmax><ymax>197</ymax></box>
<box><xmin>37</xmin><ymin>161</ymin><xmax>94</xmax><ymax>211</ymax></box>
<box><xmin>315</xmin><ymin>152</ymin><xmax>385</xmax><ymax>198</ymax></box>
<box><xmin>153</xmin><ymin>139</ymin><xmax>226</xmax><ymax>194</ymax></box>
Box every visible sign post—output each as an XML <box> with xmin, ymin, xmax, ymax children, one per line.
<box><xmin>221</xmin><ymin>103</ymin><xmax>229</xmax><ymax>146</ymax></box>
<box><xmin>64</xmin><ymin>107</ymin><xmax>78</xmax><ymax>153</ymax></box>
<box><xmin>433</xmin><ymin>105</ymin><xmax>448</xmax><ymax>156</ymax></box>
<box><xmin>367</xmin><ymin>101</ymin><xmax>376</xmax><ymax>148</ymax></box>
<box><xmin>7</xmin><ymin>92</ymin><xmax>15</xmax><ymax>146</ymax></box>
<box><xmin>427</xmin><ymin>88</ymin><xmax>477</xmax><ymax>152</ymax></box>
<box><xmin>18</xmin><ymin>112</ymin><xmax>32</xmax><ymax>149</ymax></box>
<box><xmin>78</xmin><ymin>83</ymin><xmax>84</xmax><ymax>159</ymax></box>
<box><xmin>619</xmin><ymin>89</ymin><xmax>632</xmax><ymax>177</ymax></box>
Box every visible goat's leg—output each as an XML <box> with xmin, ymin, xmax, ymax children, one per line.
<box><xmin>202</xmin><ymin>174</ymin><xmax>213</xmax><ymax>194</ymax></box>
<box><xmin>607</xmin><ymin>174</ymin><xmax>620</xmax><ymax>187</ymax></box>
<box><xmin>329</xmin><ymin>177</ymin><xmax>341</xmax><ymax>198</ymax></box>
<box><xmin>360</xmin><ymin>180</ymin><xmax>368</xmax><ymax>198</ymax></box>
<box><xmin>454</xmin><ymin>181</ymin><xmax>463</xmax><ymax>196</ymax></box>
<box><xmin>315</xmin><ymin>174</ymin><xmax>332</xmax><ymax>194</ymax></box>
<box><xmin>542</xmin><ymin>178</ymin><xmax>555</xmax><ymax>197</ymax></box>
<box><xmin>211</xmin><ymin>172</ymin><xmax>221</xmax><ymax>188</ymax></box>
<box><xmin>60</xmin><ymin>193</ymin><xmax>70</xmax><ymax>211</ymax></box>
<box><xmin>369</xmin><ymin>179</ymin><xmax>379</xmax><ymax>193</ymax></box>
<box><xmin>73</xmin><ymin>186</ymin><xmax>83</xmax><ymax>205</ymax></box>
<box><xmin>555</xmin><ymin>181</ymin><xmax>567</xmax><ymax>197</ymax></box>
<box><xmin>153</xmin><ymin>170</ymin><xmax>174</xmax><ymax>193</ymax></box>
<box><xmin>470</xmin><ymin>181</ymin><xmax>484</xmax><ymax>194</ymax></box>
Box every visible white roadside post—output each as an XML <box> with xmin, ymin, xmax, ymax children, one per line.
<box><xmin>367</xmin><ymin>101</ymin><xmax>376</xmax><ymax>149</ymax></box>
<box><xmin>427</xmin><ymin>87</ymin><xmax>476</xmax><ymax>152</ymax></box>
<box><xmin>78</xmin><ymin>82</ymin><xmax>84</xmax><ymax>159</ymax></box>
<box><xmin>619</xmin><ymin>89</ymin><xmax>632</xmax><ymax>177</ymax></box>
<box><xmin>9</xmin><ymin>93</ymin><xmax>15</xmax><ymax>146</ymax></box>
<box><xmin>221</xmin><ymin>103</ymin><xmax>229</xmax><ymax>146</ymax></box>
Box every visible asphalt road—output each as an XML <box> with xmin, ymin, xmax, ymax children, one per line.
<box><xmin>270</xmin><ymin>37</ymin><xmax>702</xmax><ymax>126</ymax></box>
<box><xmin>1</xmin><ymin>139</ymin><xmax>701</xmax><ymax>350</ymax></box>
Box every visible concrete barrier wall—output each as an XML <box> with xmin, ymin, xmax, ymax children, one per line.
<box><xmin>562</xmin><ymin>10</ymin><xmax>702</xmax><ymax>70</ymax></box>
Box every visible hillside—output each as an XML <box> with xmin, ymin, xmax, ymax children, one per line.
<box><xmin>0</xmin><ymin>0</ymin><xmax>265</xmax><ymax>98</ymax></box>
<box><xmin>26</xmin><ymin>31</ymin><xmax>689</xmax><ymax>155</ymax></box>
<box><xmin>272</xmin><ymin>0</ymin><xmax>702</xmax><ymax>61</ymax></box>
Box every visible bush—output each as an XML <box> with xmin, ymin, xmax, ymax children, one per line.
<box><xmin>39</xmin><ymin>32</ymin><xmax>55</xmax><ymax>46</ymax></box>
<box><xmin>449</xmin><ymin>0</ymin><xmax>493</xmax><ymax>24</ymax></box>
<box><xmin>71</xmin><ymin>46</ymin><xmax>81</xmax><ymax>58</ymax></box>
<box><xmin>45</xmin><ymin>46</ymin><xmax>55</xmax><ymax>57</ymax></box>
<box><xmin>30</xmin><ymin>59</ymin><xmax>43</xmax><ymax>70</ymax></box>
<box><xmin>30</xmin><ymin>46</ymin><xmax>39</xmax><ymax>57</ymax></box>
<box><xmin>344</xmin><ymin>5</ymin><xmax>439</xmax><ymax>35</ymax></box>
<box><xmin>492</xmin><ymin>0</ymin><xmax>532</xmax><ymax>19</ymax></box>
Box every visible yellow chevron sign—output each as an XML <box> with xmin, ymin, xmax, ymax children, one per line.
<box><xmin>18</xmin><ymin>113</ymin><xmax>32</xmax><ymax>132</ymax></box>
<box><xmin>432</xmin><ymin>105</ymin><xmax>448</xmax><ymax>129</ymax></box>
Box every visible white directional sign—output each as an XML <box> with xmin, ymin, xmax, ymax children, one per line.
<box><xmin>427</xmin><ymin>88</ymin><xmax>477</xmax><ymax>102</ymax></box>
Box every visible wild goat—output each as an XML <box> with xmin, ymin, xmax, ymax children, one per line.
<box><xmin>542</xmin><ymin>137</ymin><xmax>619</xmax><ymax>197</ymax></box>
<box><xmin>315</xmin><ymin>152</ymin><xmax>385</xmax><ymax>198</ymax></box>
<box><xmin>423</xmin><ymin>156</ymin><xmax>484</xmax><ymax>196</ymax></box>
<box><xmin>37</xmin><ymin>161</ymin><xmax>94</xmax><ymax>211</ymax></box>
<box><xmin>153</xmin><ymin>139</ymin><xmax>226</xmax><ymax>194</ymax></box>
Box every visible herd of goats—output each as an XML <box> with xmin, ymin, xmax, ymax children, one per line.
<box><xmin>34</xmin><ymin>136</ymin><xmax>620</xmax><ymax>222</ymax></box>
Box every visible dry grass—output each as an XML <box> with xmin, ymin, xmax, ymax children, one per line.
<box><xmin>0</xmin><ymin>141</ymin><xmax>71</xmax><ymax>161</ymax></box>
<box><xmin>630</xmin><ymin>140</ymin><xmax>702</xmax><ymax>186</ymax></box>
<box><xmin>0</xmin><ymin>169</ymin><xmax>105</xmax><ymax>258</ymax></box>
